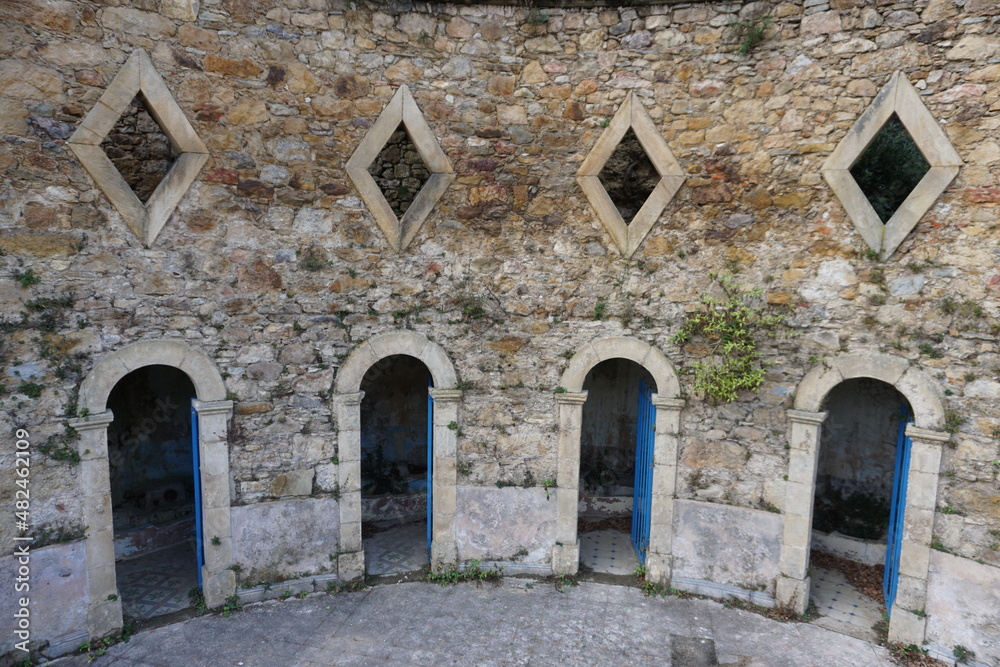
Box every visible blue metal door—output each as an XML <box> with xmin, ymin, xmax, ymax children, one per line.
<box><xmin>884</xmin><ymin>405</ymin><xmax>913</xmax><ymax>613</ymax></box>
<box><xmin>631</xmin><ymin>380</ymin><xmax>655</xmax><ymax>564</ymax></box>
<box><xmin>191</xmin><ymin>400</ymin><xmax>204</xmax><ymax>586</ymax></box>
<box><xmin>426</xmin><ymin>376</ymin><xmax>434</xmax><ymax>557</ymax></box>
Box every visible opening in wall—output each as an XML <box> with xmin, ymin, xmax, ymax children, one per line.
<box><xmin>849</xmin><ymin>114</ymin><xmax>930</xmax><ymax>224</ymax></box>
<box><xmin>809</xmin><ymin>378</ymin><xmax>913</xmax><ymax>641</ymax></box>
<box><xmin>597</xmin><ymin>128</ymin><xmax>659</xmax><ymax>225</ymax></box>
<box><xmin>360</xmin><ymin>354</ymin><xmax>433</xmax><ymax>576</ymax></box>
<box><xmin>578</xmin><ymin>358</ymin><xmax>657</xmax><ymax>575</ymax></box>
<box><xmin>107</xmin><ymin>365</ymin><xmax>199</xmax><ymax>620</ymax></box>
<box><xmin>368</xmin><ymin>124</ymin><xmax>432</xmax><ymax>220</ymax></box>
<box><xmin>99</xmin><ymin>93</ymin><xmax>178</xmax><ymax>203</ymax></box>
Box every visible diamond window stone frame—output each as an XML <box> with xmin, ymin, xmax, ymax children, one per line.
<box><xmin>67</xmin><ymin>49</ymin><xmax>209</xmax><ymax>248</ymax></box>
<box><xmin>823</xmin><ymin>71</ymin><xmax>963</xmax><ymax>260</ymax></box>
<box><xmin>346</xmin><ymin>86</ymin><xmax>455</xmax><ymax>253</ymax></box>
<box><xmin>577</xmin><ymin>92</ymin><xmax>685</xmax><ymax>259</ymax></box>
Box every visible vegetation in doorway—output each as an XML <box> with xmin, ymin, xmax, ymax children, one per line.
<box><xmin>75</xmin><ymin>619</ymin><xmax>137</xmax><ymax>662</ymax></box>
<box><xmin>953</xmin><ymin>645</ymin><xmax>976</xmax><ymax>664</ymax></box>
<box><xmin>671</xmin><ymin>273</ymin><xmax>789</xmax><ymax>403</ymax></box>
<box><xmin>812</xmin><ymin>489</ymin><xmax>889</xmax><ymax>541</ymax></box>
<box><xmin>426</xmin><ymin>559</ymin><xmax>502</xmax><ymax>586</ymax></box>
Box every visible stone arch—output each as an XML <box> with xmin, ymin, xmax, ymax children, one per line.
<box><xmin>560</xmin><ymin>335</ymin><xmax>681</xmax><ymax>397</ymax></box>
<box><xmin>332</xmin><ymin>332</ymin><xmax>461</xmax><ymax>577</ymax></box>
<box><xmin>80</xmin><ymin>339</ymin><xmax>227</xmax><ymax>412</ymax></box>
<box><xmin>552</xmin><ymin>336</ymin><xmax>684</xmax><ymax>584</ymax></box>
<box><xmin>335</xmin><ymin>331</ymin><xmax>457</xmax><ymax>394</ymax></box>
<box><xmin>778</xmin><ymin>351</ymin><xmax>949</xmax><ymax>646</ymax></box>
<box><xmin>72</xmin><ymin>339</ymin><xmax>234</xmax><ymax>641</ymax></box>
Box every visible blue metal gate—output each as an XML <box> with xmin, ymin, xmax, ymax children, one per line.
<box><xmin>884</xmin><ymin>405</ymin><xmax>913</xmax><ymax>613</ymax></box>
<box><xmin>190</xmin><ymin>400</ymin><xmax>204</xmax><ymax>586</ymax></box>
<box><xmin>426</xmin><ymin>376</ymin><xmax>434</xmax><ymax>556</ymax></box>
<box><xmin>631</xmin><ymin>380</ymin><xmax>655</xmax><ymax>564</ymax></box>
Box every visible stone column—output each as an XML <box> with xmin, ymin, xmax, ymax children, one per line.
<box><xmin>646</xmin><ymin>396</ymin><xmax>685</xmax><ymax>585</ymax></box>
<box><xmin>552</xmin><ymin>392</ymin><xmax>587</xmax><ymax>575</ymax></box>
<box><xmin>192</xmin><ymin>399</ymin><xmax>235</xmax><ymax>608</ymax></box>
<box><xmin>888</xmin><ymin>425</ymin><xmax>950</xmax><ymax>645</ymax></box>
<box><xmin>776</xmin><ymin>409</ymin><xmax>827</xmax><ymax>613</ymax></box>
<box><xmin>429</xmin><ymin>388</ymin><xmax>462</xmax><ymax>571</ymax></box>
<box><xmin>334</xmin><ymin>392</ymin><xmax>364</xmax><ymax>581</ymax></box>
<box><xmin>71</xmin><ymin>410</ymin><xmax>123</xmax><ymax>638</ymax></box>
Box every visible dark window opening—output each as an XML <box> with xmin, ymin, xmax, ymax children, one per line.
<box><xmin>100</xmin><ymin>94</ymin><xmax>178</xmax><ymax>203</ymax></box>
<box><xmin>368</xmin><ymin>124</ymin><xmax>431</xmax><ymax>219</ymax></box>
<box><xmin>597</xmin><ymin>128</ymin><xmax>659</xmax><ymax>224</ymax></box>
<box><xmin>849</xmin><ymin>115</ymin><xmax>930</xmax><ymax>224</ymax></box>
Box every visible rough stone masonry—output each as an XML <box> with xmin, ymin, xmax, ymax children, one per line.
<box><xmin>0</xmin><ymin>0</ymin><xmax>999</xmax><ymax>662</ymax></box>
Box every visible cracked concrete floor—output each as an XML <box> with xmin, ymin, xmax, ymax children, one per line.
<box><xmin>56</xmin><ymin>580</ymin><xmax>896</xmax><ymax>666</ymax></box>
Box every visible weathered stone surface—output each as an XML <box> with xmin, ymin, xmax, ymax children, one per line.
<box><xmin>456</xmin><ymin>488</ymin><xmax>556</xmax><ymax>563</ymax></box>
<box><xmin>231</xmin><ymin>498</ymin><xmax>338</xmax><ymax>581</ymax></box>
<box><xmin>0</xmin><ymin>59</ymin><xmax>64</xmax><ymax>100</ymax></box>
<box><xmin>269</xmin><ymin>468</ymin><xmax>314</xmax><ymax>497</ymax></box>
<box><xmin>101</xmin><ymin>8</ymin><xmax>176</xmax><ymax>38</ymax></box>
<box><xmin>800</xmin><ymin>10</ymin><xmax>842</xmax><ymax>36</ymax></box>
<box><xmin>925</xmin><ymin>551</ymin><xmax>1000</xmax><ymax>666</ymax></box>
<box><xmin>0</xmin><ymin>542</ymin><xmax>87</xmax><ymax>658</ymax></box>
<box><xmin>672</xmin><ymin>500</ymin><xmax>782</xmax><ymax>591</ymax></box>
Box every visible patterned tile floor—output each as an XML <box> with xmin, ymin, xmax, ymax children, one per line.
<box><xmin>117</xmin><ymin>542</ymin><xmax>199</xmax><ymax>620</ymax></box>
<box><xmin>364</xmin><ymin>521</ymin><xmax>429</xmax><ymax>576</ymax></box>
<box><xmin>809</xmin><ymin>565</ymin><xmax>883</xmax><ymax>641</ymax></box>
<box><xmin>579</xmin><ymin>528</ymin><xmax>641</xmax><ymax>575</ymax></box>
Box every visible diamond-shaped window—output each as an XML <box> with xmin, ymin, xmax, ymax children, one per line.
<box><xmin>100</xmin><ymin>94</ymin><xmax>179</xmax><ymax>204</ymax></box>
<box><xmin>346</xmin><ymin>86</ymin><xmax>454</xmax><ymax>253</ymax></box>
<box><xmin>368</xmin><ymin>125</ymin><xmax>432</xmax><ymax>220</ymax></box>
<box><xmin>68</xmin><ymin>49</ymin><xmax>208</xmax><ymax>248</ymax></box>
<box><xmin>823</xmin><ymin>72</ymin><xmax>963</xmax><ymax>260</ymax></box>
<box><xmin>578</xmin><ymin>92</ymin><xmax>685</xmax><ymax>258</ymax></box>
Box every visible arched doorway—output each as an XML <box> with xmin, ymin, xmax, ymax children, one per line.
<box><xmin>552</xmin><ymin>336</ymin><xmax>683</xmax><ymax>584</ymax></box>
<box><xmin>778</xmin><ymin>352</ymin><xmax>950</xmax><ymax>646</ymax></box>
<box><xmin>73</xmin><ymin>340</ymin><xmax>234</xmax><ymax>639</ymax></box>
<box><xmin>333</xmin><ymin>332</ymin><xmax>461</xmax><ymax>579</ymax></box>
<box><xmin>107</xmin><ymin>365</ymin><xmax>200</xmax><ymax>620</ymax></box>
<box><xmin>359</xmin><ymin>355</ymin><xmax>434</xmax><ymax>575</ymax></box>
<box><xmin>578</xmin><ymin>359</ymin><xmax>657</xmax><ymax>575</ymax></box>
<box><xmin>809</xmin><ymin>378</ymin><xmax>913</xmax><ymax>640</ymax></box>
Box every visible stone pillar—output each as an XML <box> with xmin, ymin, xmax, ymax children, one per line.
<box><xmin>776</xmin><ymin>409</ymin><xmax>827</xmax><ymax>613</ymax></box>
<box><xmin>429</xmin><ymin>388</ymin><xmax>462</xmax><ymax>571</ymax></box>
<box><xmin>552</xmin><ymin>392</ymin><xmax>587</xmax><ymax>574</ymax></box>
<box><xmin>334</xmin><ymin>392</ymin><xmax>365</xmax><ymax>581</ymax></box>
<box><xmin>71</xmin><ymin>410</ymin><xmax>123</xmax><ymax>638</ymax></box>
<box><xmin>888</xmin><ymin>425</ymin><xmax>950</xmax><ymax>645</ymax></box>
<box><xmin>646</xmin><ymin>396</ymin><xmax>685</xmax><ymax>585</ymax></box>
<box><xmin>192</xmin><ymin>399</ymin><xmax>235</xmax><ymax>608</ymax></box>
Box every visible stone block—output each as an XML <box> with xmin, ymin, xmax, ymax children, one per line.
<box><xmin>672</xmin><ymin>500</ymin><xmax>782</xmax><ymax>590</ymax></box>
<box><xmin>231</xmin><ymin>499</ymin><xmax>341</xmax><ymax>582</ymax></box>
<box><xmin>0</xmin><ymin>542</ymin><xmax>87</xmax><ymax>657</ymax></box>
<box><xmin>456</xmin><ymin>487</ymin><xmax>556</xmax><ymax>563</ymax></box>
<box><xmin>270</xmin><ymin>468</ymin><xmax>315</xmax><ymax>497</ymax></box>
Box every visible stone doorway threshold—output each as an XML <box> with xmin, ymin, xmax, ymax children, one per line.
<box><xmin>579</xmin><ymin>527</ymin><xmax>641</xmax><ymax>575</ymax></box>
<box><xmin>117</xmin><ymin>541</ymin><xmax>198</xmax><ymax>620</ymax></box>
<box><xmin>809</xmin><ymin>565</ymin><xmax>884</xmax><ymax>642</ymax></box>
<box><xmin>364</xmin><ymin>520</ymin><xmax>428</xmax><ymax>576</ymax></box>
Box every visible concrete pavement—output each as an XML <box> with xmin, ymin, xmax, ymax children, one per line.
<box><xmin>57</xmin><ymin>579</ymin><xmax>896</xmax><ymax>666</ymax></box>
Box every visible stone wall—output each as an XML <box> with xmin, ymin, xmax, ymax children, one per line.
<box><xmin>1</xmin><ymin>0</ymin><xmax>999</xmax><ymax>656</ymax></box>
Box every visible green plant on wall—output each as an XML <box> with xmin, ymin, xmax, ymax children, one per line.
<box><xmin>671</xmin><ymin>273</ymin><xmax>788</xmax><ymax>403</ymax></box>
<box><xmin>730</xmin><ymin>8</ymin><xmax>773</xmax><ymax>55</ymax></box>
